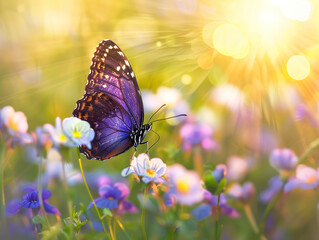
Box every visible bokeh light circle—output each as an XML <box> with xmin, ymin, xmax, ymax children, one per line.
<box><xmin>181</xmin><ymin>74</ymin><xmax>192</xmax><ymax>85</ymax></box>
<box><xmin>213</xmin><ymin>24</ymin><xmax>249</xmax><ymax>59</ymax></box>
<box><xmin>287</xmin><ymin>55</ymin><xmax>310</xmax><ymax>80</ymax></box>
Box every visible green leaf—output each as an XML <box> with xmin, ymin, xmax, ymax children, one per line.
<box><xmin>41</xmin><ymin>224</ymin><xmax>62</xmax><ymax>240</ymax></box>
<box><xmin>102</xmin><ymin>208</ymin><xmax>113</xmax><ymax>219</ymax></box>
<box><xmin>32</xmin><ymin>215</ymin><xmax>45</xmax><ymax>225</ymax></box>
<box><xmin>204</xmin><ymin>173</ymin><xmax>218</xmax><ymax>194</ymax></box>
<box><xmin>216</xmin><ymin>178</ymin><xmax>227</xmax><ymax>194</ymax></box>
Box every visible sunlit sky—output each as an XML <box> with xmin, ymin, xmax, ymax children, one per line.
<box><xmin>0</xmin><ymin>0</ymin><xmax>319</xmax><ymax>125</ymax></box>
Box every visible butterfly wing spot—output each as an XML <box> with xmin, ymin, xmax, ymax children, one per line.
<box><xmin>116</xmin><ymin>66</ymin><xmax>120</xmax><ymax>71</ymax></box>
<box><xmin>114</xmin><ymin>45</ymin><xmax>119</xmax><ymax>49</ymax></box>
<box><xmin>80</xmin><ymin>103</ymin><xmax>85</xmax><ymax>110</ymax></box>
<box><xmin>118</xmin><ymin>51</ymin><xmax>124</xmax><ymax>56</ymax></box>
<box><xmin>131</xmin><ymin>72</ymin><xmax>135</xmax><ymax>78</ymax></box>
<box><xmin>106</xmin><ymin>75</ymin><xmax>109</xmax><ymax>79</ymax></box>
<box><xmin>82</xmin><ymin>113</ymin><xmax>88</xmax><ymax>120</ymax></box>
<box><xmin>125</xmin><ymin>60</ymin><xmax>130</xmax><ymax>66</ymax></box>
<box><xmin>88</xmin><ymin>105</ymin><xmax>93</xmax><ymax>111</ymax></box>
<box><xmin>109</xmin><ymin>46</ymin><xmax>113</xmax><ymax>49</ymax></box>
<box><xmin>122</xmin><ymin>65</ymin><xmax>126</xmax><ymax>70</ymax></box>
<box><xmin>102</xmin><ymin>84</ymin><xmax>107</xmax><ymax>88</ymax></box>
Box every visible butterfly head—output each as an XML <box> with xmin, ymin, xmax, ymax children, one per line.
<box><xmin>144</xmin><ymin>123</ymin><xmax>152</xmax><ymax>132</ymax></box>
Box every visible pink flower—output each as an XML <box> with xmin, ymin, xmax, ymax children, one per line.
<box><xmin>284</xmin><ymin>164</ymin><xmax>319</xmax><ymax>192</ymax></box>
<box><xmin>227</xmin><ymin>182</ymin><xmax>255</xmax><ymax>202</ymax></box>
<box><xmin>166</xmin><ymin>164</ymin><xmax>204</xmax><ymax>205</ymax></box>
<box><xmin>0</xmin><ymin>106</ymin><xmax>28</xmax><ymax>134</ymax></box>
<box><xmin>226</xmin><ymin>156</ymin><xmax>250</xmax><ymax>181</ymax></box>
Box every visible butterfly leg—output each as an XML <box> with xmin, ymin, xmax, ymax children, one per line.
<box><xmin>140</xmin><ymin>141</ymin><xmax>149</xmax><ymax>153</ymax></box>
<box><xmin>147</xmin><ymin>129</ymin><xmax>160</xmax><ymax>152</ymax></box>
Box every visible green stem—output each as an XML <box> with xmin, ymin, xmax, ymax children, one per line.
<box><xmin>38</xmin><ymin>155</ymin><xmax>50</xmax><ymax>229</ymax></box>
<box><xmin>1</xmin><ymin>148</ymin><xmax>12</xmax><ymax>206</ymax></box>
<box><xmin>61</xmin><ymin>156</ymin><xmax>73</xmax><ymax>239</ymax></box>
<box><xmin>299</xmin><ymin>138</ymin><xmax>319</xmax><ymax>163</ymax></box>
<box><xmin>244</xmin><ymin>204</ymin><xmax>259</xmax><ymax>234</ymax></box>
<box><xmin>142</xmin><ymin>186</ymin><xmax>147</xmax><ymax>240</ymax></box>
<box><xmin>244</xmin><ymin>204</ymin><xmax>267</xmax><ymax>240</ymax></box>
<box><xmin>0</xmin><ymin>145</ymin><xmax>9</xmax><ymax>238</ymax></box>
<box><xmin>115</xmin><ymin>217</ymin><xmax>132</xmax><ymax>240</ymax></box>
<box><xmin>77</xmin><ymin>148</ymin><xmax>111</xmax><ymax>240</ymax></box>
<box><xmin>108</xmin><ymin>218</ymin><xmax>115</xmax><ymax>240</ymax></box>
<box><xmin>259</xmin><ymin>183</ymin><xmax>285</xmax><ymax>234</ymax></box>
<box><xmin>215</xmin><ymin>193</ymin><xmax>221</xmax><ymax>240</ymax></box>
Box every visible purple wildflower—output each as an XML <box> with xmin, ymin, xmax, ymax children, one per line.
<box><xmin>260</xmin><ymin>176</ymin><xmax>284</xmax><ymax>203</ymax></box>
<box><xmin>8</xmin><ymin>188</ymin><xmax>60</xmax><ymax>216</ymax></box>
<box><xmin>191</xmin><ymin>190</ymin><xmax>240</xmax><ymax>220</ymax></box>
<box><xmin>227</xmin><ymin>182</ymin><xmax>255</xmax><ymax>202</ymax></box>
<box><xmin>179</xmin><ymin>119</ymin><xmax>217</xmax><ymax>151</ymax></box>
<box><xmin>88</xmin><ymin>182</ymin><xmax>137</xmax><ymax>214</ymax></box>
<box><xmin>294</xmin><ymin>104</ymin><xmax>318</xmax><ymax>127</ymax></box>
<box><xmin>270</xmin><ymin>148</ymin><xmax>298</xmax><ymax>171</ymax></box>
<box><xmin>166</xmin><ymin>164</ymin><xmax>204</xmax><ymax>205</ymax></box>
<box><xmin>284</xmin><ymin>164</ymin><xmax>319</xmax><ymax>192</ymax></box>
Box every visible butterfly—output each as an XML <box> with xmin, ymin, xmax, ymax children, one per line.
<box><xmin>73</xmin><ymin>39</ymin><xmax>185</xmax><ymax>160</ymax></box>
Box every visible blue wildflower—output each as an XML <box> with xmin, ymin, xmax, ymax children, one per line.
<box><xmin>8</xmin><ymin>188</ymin><xmax>60</xmax><ymax>216</ymax></box>
<box><xmin>260</xmin><ymin>176</ymin><xmax>284</xmax><ymax>203</ymax></box>
<box><xmin>191</xmin><ymin>190</ymin><xmax>240</xmax><ymax>221</ymax></box>
<box><xmin>88</xmin><ymin>182</ymin><xmax>137</xmax><ymax>214</ymax></box>
<box><xmin>212</xmin><ymin>164</ymin><xmax>227</xmax><ymax>182</ymax></box>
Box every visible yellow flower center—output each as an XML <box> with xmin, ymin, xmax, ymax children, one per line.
<box><xmin>176</xmin><ymin>180</ymin><xmax>189</xmax><ymax>194</ymax></box>
<box><xmin>72</xmin><ymin>130</ymin><xmax>82</xmax><ymax>138</ymax></box>
<box><xmin>9</xmin><ymin>119</ymin><xmax>18</xmax><ymax>131</ymax></box>
<box><xmin>306</xmin><ymin>176</ymin><xmax>317</xmax><ymax>184</ymax></box>
<box><xmin>146</xmin><ymin>169</ymin><xmax>156</xmax><ymax>177</ymax></box>
<box><xmin>59</xmin><ymin>134</ymin><xmax>67</xmax><ymax>142</ymax></box>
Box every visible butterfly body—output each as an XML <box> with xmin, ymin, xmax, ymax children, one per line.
<box><xmin>130</xmin><ymin>123</ymin><xmax>152</xmax><ymax>150</ymax></box>
<box><xmin>73</xmin><ymin>39</ymin><xmax>148</xmax><ymax>161</ymax></box>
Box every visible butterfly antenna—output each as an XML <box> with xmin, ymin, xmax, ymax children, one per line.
<box><xmin>147</xmin><ymin>104</ymin><xmax>166</xmax><ymax>124</ymax></box>
<box><xmin>149</xmin><ymin>114</ymin><xmax>187</xmax><ymax>124</ymax></box>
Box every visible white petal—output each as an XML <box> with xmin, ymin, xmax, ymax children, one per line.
<box><xmin>150</xmin><ymin>158</ymin><xmax>165</xmax><ymax>171</ymax></box>
<box><xmin>121</xmin><ymin>167</ymin><xmax>134</xmax><ymax>177</ymax></box>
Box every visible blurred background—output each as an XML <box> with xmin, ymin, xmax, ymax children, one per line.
<box><xmin>1</xmin><ymin>0</ymin><xmax>319</xmax><ymax>239</ymax></box>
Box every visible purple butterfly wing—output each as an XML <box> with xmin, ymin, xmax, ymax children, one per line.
<box><xmin>85</xmin><ymin>39</ymin><xmax>144</xmax><ymax>128</ymax></box>
<box><xmin>73</xmin><ymin>92</ymin><xmax>133</xmax><ymax>160</ymax></box>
